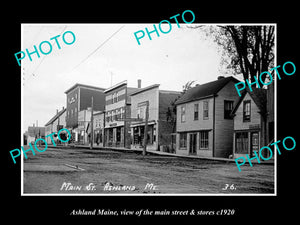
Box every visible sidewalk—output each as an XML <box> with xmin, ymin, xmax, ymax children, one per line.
<box><xmin>54</xmin><ymin>144</ymin><xmax>274</xmax><ymax>165</ymax></box>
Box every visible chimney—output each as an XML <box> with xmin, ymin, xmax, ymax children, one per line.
<box><xmin>137</xmin><ymin>79</ymin><xmax>142</xmax><ymax>88</ymax></box>
<box><xmin>217</xmin><ymin>76</ymin><xmax>225</xmax><ymax>80</ymax></box>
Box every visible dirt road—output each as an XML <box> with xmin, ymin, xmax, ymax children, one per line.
<box><xmin>23</xmin><ymin>146</ymin><xmax>274</xmax><ymax>194</ymax></box>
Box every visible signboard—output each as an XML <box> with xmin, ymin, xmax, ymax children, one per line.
<box><xmin>116</xmin><ymin>118</ymin><xmax>144</xmax><ymax>122</ymax></box>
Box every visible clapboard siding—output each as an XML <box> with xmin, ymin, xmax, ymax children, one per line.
<box><xmin>214</xmin><ymin>80</ymin><xmax>240</xmax><ymax>157</ymax></box>
<box><xmin>176</xmin><ymin>97</ymin><xmax>214</xmax><ymax>132</ymax></box>
<box><xmin>234</xmin><ymin>92</ymin><xmax>261</xmax><ymax>131</ymax></box>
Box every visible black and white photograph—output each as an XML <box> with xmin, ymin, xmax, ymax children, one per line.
<box><xmin>4</xmin><ymin>4</ymin><xmax>298</xmax><ymax>223</ymax></box>
<box><xmin>21</xmin><ymin>23</ymin><xmax>276</xmax><ymax>195</ymax></box>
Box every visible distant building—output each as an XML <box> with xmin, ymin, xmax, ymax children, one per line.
<box><xmin>45</xmin><ymin>107</ymin><xmax>66</xmax><ymax>144</ymax></box>
<box><xmin>174</xmin><ymin>76</ymin><xmax>240</xmax><ymax>158</ymax></box>
<box><xmin>77</xmin><ymin>109</ymin><xmax>92</xmax><ymax>145</ymax></box>
<box><xmin>130</xmin><ymin>84</ymin><xmax>180</xmax><ymax>151</ymax></box>
<box><xmin>231</xmin><ymin>88</ymin><xmax>269</xmax><ymax>159</ymax></box>
<box><xmin>104</xmin><ymin>80</ymin><xmax>139</xmax><ymax>148</ymax></box>
<box><xmin>92</xmin><ymin>111</ymin><xmax>105</xmax><ymax>147</ymax></box>
<box><xmin>64</xmin><ymin>83</ymin><xmax>105</xmax><ymax>143</ymax></box>
<box><xmin>27</xmin><ymin>125</ymin><xmax>45</xmax><ymax>145</ymax></box>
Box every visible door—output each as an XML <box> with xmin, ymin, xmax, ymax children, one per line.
<box><xmin>250</xmin><ymin>132</ymin><xmax>259</xmax><ymax>157</ymax></box>
<box><xmin>189</xmin><ymin>133</ymin><xmax>197</xmax><ymax>155</ymax></box>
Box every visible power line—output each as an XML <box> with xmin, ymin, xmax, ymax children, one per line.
<box><xmin>72</xmin><ymin>25</ymin><xmax>125</xmax><ymax>71</ymax></box>
<box><xmin>31</xmin><ymin>25</ymin><xmax>68</xmax><ymax>75</ymax></box>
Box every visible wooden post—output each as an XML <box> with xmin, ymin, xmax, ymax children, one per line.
<box><xmin>142</xmin><ymin>101</ymin><xmax>149</xmax><ymax>156</ymax></box>
<box><xmin>90</xmin><ymin>96</ymin><xmax>94</xmax><ymax>149</ymax></box>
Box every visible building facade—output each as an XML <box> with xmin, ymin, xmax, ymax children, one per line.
<box><xmin>92</xmin><ymin>111</ymin><xmax>105</xmax><ymax>147</ymax></box>
<box><xmin>45</xmin><ymin>107</ymin><xmax>66</xmax><ymax>144</ymax></box>
<box><xmin>27</xmin><ymin>125</ymin><xmax>45</xmax><ymax>145</ymax></box>
<box><xmin>64</xmin><ymin>83</ymin><xmax>105</xmax><ymax>143</ymax></box>
<box><xmin>130</xmin><ymin>84</ymin><xmax>180</xmax><ymax>151</ymax></box>
<box><xmin>104</xmin><ymin>80</ymin><xmax>139</xmax><ymax>148</ymax></box>
<box><xmin>175</xmin><ymin>76</ymin><xmax>240</xmax><ymax>158</ymax></box>
<box><xmin>231</xmin><ymin>88</ymin><xmax>269</xmax><ymax>159</ymax></box>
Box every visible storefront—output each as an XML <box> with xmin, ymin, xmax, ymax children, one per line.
<box><xmin>105</xmin><ymin>125</ymin><xmax>124</xmax><ymax>147</ymax></box>
<box><xmin>131</xmin><ymin>123</ymin><xmax>156</xmax><ymax>150</ymax></box>
<box><xmin>234</xmin><ymin>129</ymin><xmax>260</xmax><ymax>158</ymax></box>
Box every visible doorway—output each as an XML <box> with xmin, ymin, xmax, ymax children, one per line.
<box><xmin>189</xmin><ymin>133</ymin><xmax>197</xmax><ymax>155</ymax></box>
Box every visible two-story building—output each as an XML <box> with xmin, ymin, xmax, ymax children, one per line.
<box><xmin>174</xmin><ymin>76</ymin><xmax>240</xmax><ymax>158</ymax></box>
<box><xmin>231</xmin><ymin>87</ymin><xmax>269</xmax><ymax>159</ymax></box>
<box><xmin>64</xmin><ymin>83</ymin><xmax>105</xmax><ymax>143</ymax></box>
<box><xmin>130</xmin><ymin>84</ymin><xmax>181</xmax><ymax>151</ymax></box>
<box><xmin>104</xmin><ymin>80</ymin><xmax>139</xmax><ymax>148</ymax></box>
<box><xmin>45</xmin><ymin>107</ymin><xmax>66</xmax><ymax>144</ymax></box>
<box><xmin>92</xmin><ymin>111</ymin><xmax>105</xmax><ymax>147</ymax></box>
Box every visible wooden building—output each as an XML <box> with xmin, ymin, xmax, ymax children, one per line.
<box><xmin>174</xmin><ymin>76</ymin><xmax>240</xmax><ymax>158</ymax></box>
<box><xmin>104</xmin><ymin>80</ymin><xmax>139</xmax><ymax>148</ymax></box>
<box><xmin>231</xmin><ymin>87</ymin><xmax>269</xmax><ymax>159</ymax></box>
<box><xmin>130</xmin><ymin>84</ymin><xmax>180</xmax><ymax>151</ymax></box>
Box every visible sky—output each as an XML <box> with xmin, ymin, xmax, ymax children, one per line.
<box><xmin>21</xmin><ymin>23</ymin><xmax>239</xmax><ymax>133</ymax></box>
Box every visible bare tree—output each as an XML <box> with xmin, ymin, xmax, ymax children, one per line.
<box><xmin>166</xmin><ymin>80</ymin><xmax>196</xmax><ymax>132</ymax></box>
<box><xmin>190</xmin><ymin>25</ymin><xmax>275</xmax><ymax>83</ymax></box>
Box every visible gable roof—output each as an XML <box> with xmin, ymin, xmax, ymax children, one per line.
<box><xmin>45</xmin><ymin>108</ymin><xmax>66</xmax><ymax>126</ymax></box>
<box><xmin>175</xmin><ymin>76</ymin><xmax>240</xmax><ymax>105</ymax></box>
<box><xmin>231</xmin><ymin>87</ymin><xmax>267</xmax><ymax>117</ymax></box>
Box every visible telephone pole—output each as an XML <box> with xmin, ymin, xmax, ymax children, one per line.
<box><xmin>142</xmin><ymin>101</ymin><xmax>149</xmax><ymax>156</ymax></box>
<box><xmin>90</xmin><ymin>96</ymin><xmax>94</xmax><ymax>149</ymax></box>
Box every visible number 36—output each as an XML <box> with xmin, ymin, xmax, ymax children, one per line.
<box><xmin>222</xmin><ymin>184</ymin><xmax>236</xmax><ymax>190</ymax></box>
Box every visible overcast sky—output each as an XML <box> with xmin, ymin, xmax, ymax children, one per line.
<box><xmin>21</xmin><ymin>23</ymin><xmax>239</xmax><ymax>133</ymax></box>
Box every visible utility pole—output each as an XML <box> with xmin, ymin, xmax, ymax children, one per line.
<box><xmin>90</xmin><ymin>96</ymin><xmax>94</xmax><ymax>149</ymax></box>
<box><xmin>142</xmin><ymin>101</ymin><xmax>149</xmax><ymax>156</ymax></box>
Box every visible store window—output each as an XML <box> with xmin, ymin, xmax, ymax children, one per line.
<box><xmin>199</xmin><ymin>131</ymin><xmax>209</xmax><ymax>149</ymax></box>
<box><xmin>179</xmin><ymin>133</ymin><xmax>187</xmax><ymax>149</ymax></box>
<box><xmin>235</xmin><ymin>132</ymin><xmax>249</xmax><ymax>153</ymax></box>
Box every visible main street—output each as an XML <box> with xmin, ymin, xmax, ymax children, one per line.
<box><xmin>23</xmin><ymin>146</ymin><xmax>274</xmax><ymax>194</ymax></box>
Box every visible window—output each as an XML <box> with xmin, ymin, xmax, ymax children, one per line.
<box><xmin>243</xmin><ymin>100</ymin><xmax>251</xmax><ymax>122</ymax></box>
<box><xmin>106</xmin><ymin>111</ymin><xmax>111</xmax><ymax>123</ymax></box>
<box><xmin>115</xmin><ymin>109</ymin><xmax>119</xmax><ymax>121</ymax></box>
<box><xmin>111</xmin><ymin>110</ymin><xmax>115</xmax><ymax>121</ymax></box>
<box><xmin>235</xmin><ymin>132</ymin><xmax>249</xmax><ymax>153</ymax></box>
<box><xmin>181</xmin><ymin>105</ymin><xmax>186</xmax><ymax>122</ymax></box>
<box><xmin>179</xmin><ymin>133</ymin><xmax>187</xmax><ymax>149</ymax></box>
<box><xmin>137</xmin><ymin>102</ymin><xmax>147</xmax><ymax>119</ymax></box>
<box><xmin>137</xmin><ymin>107</ymin><xmax>145</xmax><ymax>119</ymax></box>
<box><xmin>194</xmin><ymin>103</ymin><xmax>199</xmax><ymax>120</ymax></box>
<box><xmin>120</xmin><ymin>107</ymin><xmax>124</xmax><ymax>119</ymax></box>
<box><xmin>203</xmin><ymin>101</ymin><xmax>209</xmax><ymax>119</ymax></box>
<box><xmin>199</xmin><ymin>131</ymin><xmax>209</xmax><ymax>149</ymax></box>
<box><xmin>113</xmin><ymin>92</ymin><xmax>118</xmax><ymax>103</ymax></box>
<box><xmin>111</xmin><ymin>94</ymin><xmax>114</xmax><ymax>103</ymax></box>
<box><xmin>116</xmin><ymin>91</ymin><xmax>119</xmax><ymax>102</ymax></box>
<box><xmin>224</xmin><ymin>100</ymin><xmax>234</xmax><ymax>119</ymax></box>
